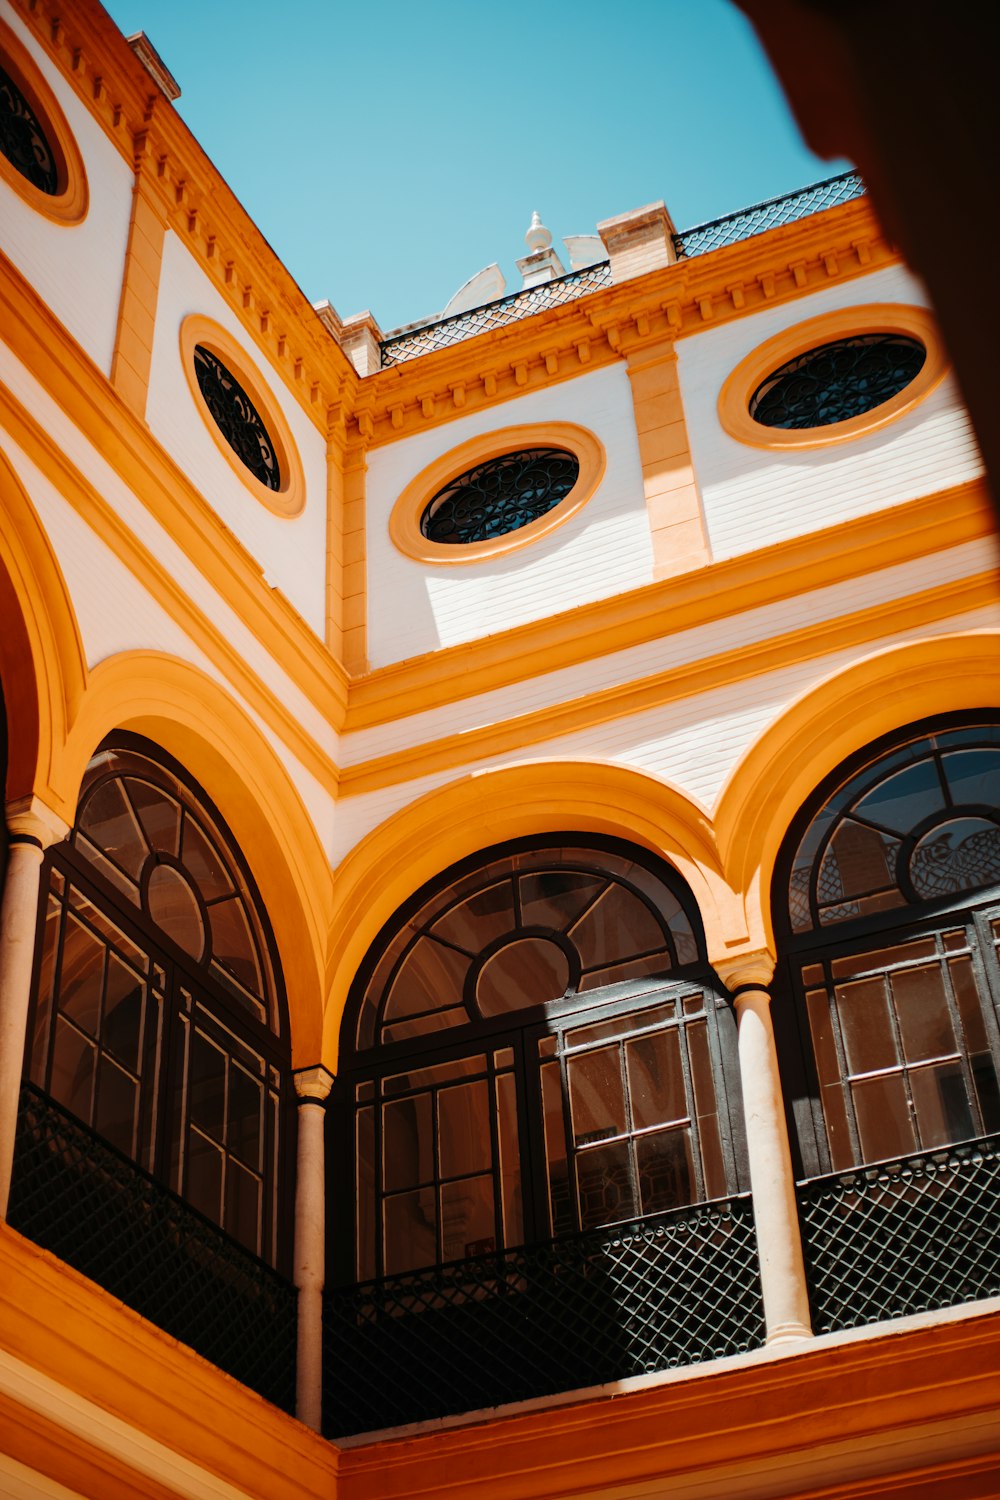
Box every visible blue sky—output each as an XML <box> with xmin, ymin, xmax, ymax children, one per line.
<box><xmin>102</xmin><ymin>0</ymin><xmax>849</xmax><ymax>332</ymax></box>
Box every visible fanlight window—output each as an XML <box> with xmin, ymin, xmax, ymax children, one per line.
<box><xmin>778</xmin><ymin>720</ymin><xmax>1000</xmax><ymax>1176</ymax></box>
<box><xmin>0</xmin><ymin>59</ymin><xmax>58</xmax><ymax>195</ymax></box>
<box><xmin>345</xmin><ymin>840</ymin><xmax>743</xmax><ymax>1281</ymax></box>
<box><xmin>749</xmin><ymin>334</ymin><xmax>926</xmax><ymax>430</ymax></box>
<box><xmin>420</xmin><ymin>448</ymin><xmax>579</xmax><ymax>544</ymax></box>
<box><xmin>193</xmin><ymin>344</ymin><xmax>281</xmax><ymax>491</ymax></box>
<box><xmin>788</xmin><ymin>724</ymin><xmax>1000</xmax><ymax>933</ymax></box>
<box><xmin>28</xmin><ymin>739</ymin><xmax>288</xmax><ymax>1264</ymax></box>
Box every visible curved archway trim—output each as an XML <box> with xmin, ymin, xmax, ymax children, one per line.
<box><xmin>716</xmin><ymin>629</ymin><xmax>1000</xmax><ymax>953</ymax></box>
<box><xmin>323</xmin><ymin>758</ymin><xmax>747</xmax><ymax>1067</ymax></box>
<box><xmin>0</xmin><ymin>446</ymin><xmax>86</xmax><ymax>813</ymax></box>
<box><xmin>59</xmin><ymin>650</ymin><xmax>331</xmax><ymax>1062</ymax></box>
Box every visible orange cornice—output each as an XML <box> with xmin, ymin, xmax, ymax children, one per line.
<box><xmin>0</xmin><ymin>1226</ymin><xmax>339</xmax><ymax>1500</ymax></box>
<box><xmin>0</xmin><ymin>247</ymin><xmax>349</xmax><ymax>727</ymax></box>
<box><xmin>7</xmin><ymin>0</ymin><xmax>359</xmax><ymax>429</ymax></box>
<box><xmin>356</xmin><ymin>196</ymin><xmax>896</xmax><ymax>448</ymax></box>
<box><xmin>337</xmin><ymin>570</ymin><xmax>1000</xmax><ymax>799</ymax></box>
<box><xmin>336</xmin><ymin>1304</ymin><xmax>1000</xmax><ymax>1500</ymax></box>
<box><xmin>345</xmin><ymin>478</ymin><xmax>995</xmax><ymax>731</ymax></box>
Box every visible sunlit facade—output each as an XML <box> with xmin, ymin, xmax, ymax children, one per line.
<box><xmin>1</xmin><ymin>2</ymin><xmax>1000</xmax><ymax>1497</ymax></box>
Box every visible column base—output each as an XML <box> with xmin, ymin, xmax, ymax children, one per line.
<box><xmin>765</xmin><ymin>1320</ymin><xmax>814</xmax><ymax>1346</ymax></box>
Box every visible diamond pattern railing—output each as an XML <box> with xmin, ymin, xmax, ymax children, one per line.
<box><xmin>672</xmin><ymin>171</ymin><xmax>865</xmax><ymax>259</ymax></box>
<box><xmin>797</xmin><ymin>1134</ymin><xmax>1000</xmax><ymax>1335</ymax></box>
<box><xmin>323</xmin><ymin>1193</ymin><xmax>762</xmax><ymax>1438</ymax></box>
<box><xmin>378</xmin><ymin>172</ymin><xmax>865</xmax><ymax>367</ymax></box>
<box><xmin>380</xmin><ymin>261</ymin><xmax>613</xmax><ymax>366</ymax></box>
<box><xmin>8</xmin><ymin>1083</ymin><xmax>297</xmax><ymax>1412</ymax></box>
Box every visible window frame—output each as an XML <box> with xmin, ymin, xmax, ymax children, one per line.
<box><xmin>26</xmin><ymin>732</ymin><xmax>295</xmax><ymax>1274</ymax></box>
<box><xmin>331</xmin><ymin>834</ymin><xmax>747</xmax><ymax>1287</ymax></box>
<box><xmin>772</xmin><ymin>712</ymin><xmax>1000</xmax><ymax>1180</ymax></box>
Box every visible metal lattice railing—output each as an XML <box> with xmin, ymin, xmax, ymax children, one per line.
<box><xmin>797</xmin><ymin>1133</ymin><xmax>1000</xmax><ymax>1335</ymax></box>
<box><xmin>323</xmin><ymin>1194</ymin><xmax>762</xmax><ymax>1438</ymax></box>
<box><xmin>672</xmin><ymin>171</ymin><xmax>865</xmax><ymax>258</ymax></box>
<box><xmin>380</xmin><ymin>260</ymin><xmax>613</xmax><ymax>366</ymax></box>
<box><xmin>8</xmin><ymin>1084</ymin><xmax>297</xmax><ymax>1412</ymax></box>
<box><xmin>378</xmin><ymin>172</ymin><xmax>865</xmax><ymax>367</ymax></box>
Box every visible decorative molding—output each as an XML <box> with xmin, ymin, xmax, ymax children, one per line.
<box><xmin>8</xmin><ymin>0</ymin><xmax>357</xmax><ymax>430</ymax></box>
<box><xmin>345</xmin><ymin>478</ymin><xmax>994</xmax><ymax>731</ymax></box>
<box><xmin>356</xmin><ymin>196</ymin><xmax>897</xmax><ymax>448</ymax></box>
<box><xmin>0</xmin><ymin>248</ymin><xmax>349</xmax><ymax>727</ymax></box>
<box><xmin>717</xmin><ymin>303</ymin><xmax>950</xmax><ymax>450</ymax></box>
<box><xmin>0</xmin><ymin>14</ymin><xmax>88</xmax><ymax>225</ymax></box>
<box><xmin>388</xmin><ymin>423</ymin><xmax>606</xmax><ymax>566</ymax></box>
<box><xmin>179</xmin><ymin>313</ymin><xmax>307</xmax><ymax>519</ymax></box>
<box><xmin>336</xmin><ymin>570</ymin><xmax>1000</xmax><ymax>799</ymax></box>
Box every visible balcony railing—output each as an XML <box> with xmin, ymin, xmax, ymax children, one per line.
<box><xmin>672</xmin><ymin>170</ymin><xmax>865</xmax><ymax>258</ymax></box>
<box><xmin>323</xmin><ymin>1193</ymin><xmax>763</xmax><ymax>1438</ymax></box>
<box><xmin>379</xmin><ymin>171</ymin><xmax>865</xmax><ymax>367</ymax></box>
<box><xmin>8</xmin><ymin>1083</ymin><xmax>297</xmax><ymax>1412</ymax></box>
<box><xmin>797</xmin><ymin>1132</ymin><xmax>1000</xmax><ymax>1335</ymax></box>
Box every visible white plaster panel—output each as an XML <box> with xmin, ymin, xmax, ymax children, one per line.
<box><xmin>0</xmin><ymin>7</ymin><xmax>134</xmax><ymax>373</ymax></box>
<box><xmin>0</xmin><ymin>421</ymin><xmax>336</xmax><ymax>845</ymax></box>
<box><xmin>0</xmin><ymin>347</ymin><xmax>337</xmax><ymax>764</ymax></box>
<box><xmin>330</xmin><ymin>606</ymin><xmax>1000</xmax><ymax>867</ymax></box>
<box><xmin>677</xmin><ymin>263</ymin><xmax>984</xmax><ymax>559</ymax></box>
<box><xmin>364</xmin><ymin>366</ymin><xmax>653</xmax><ymax>667</ymax></box>
<box><xmin>145</xmin><ymin>230</ymin><xmax>328</xmax><ymax>636</ymax></box>
<box><xmin>342</xmin><ymin>537</ymin><xmax>999</xmax><ymax>765</ymax></box>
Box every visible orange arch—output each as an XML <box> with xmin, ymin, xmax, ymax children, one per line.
<box><xmin>323</xmin><ymin>758</ymin><xmax>743</xmax><ymax>1067</ymax></box>
<box><xmin>0</xmin><ymin>447</ymin><xmax>86</xmax><ymax>813</ymax></box>
<box><xmin>716</xmin><ymin>629</ymin><xmax>1000</xmax><ymax>952</ymax></box>
<box><xmin>59</xmin><ymin>651</ymin><xmax>331</xmax><ymax>1063</ymax></box>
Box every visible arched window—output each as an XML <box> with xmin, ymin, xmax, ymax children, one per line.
<box><xmin>336</xmin><ymin>836</ymin><xmax>746</xmax><ymax>1283</ymax></box>
<box><xmin>774</xmin><ymin>716</ymin><xmax>1000</xmax><ymax>1177</ymax></box>
<box><xmin>26</xmin><ymin>736</ymin><xmax>290</xmax><ymax>1267</ymax></box>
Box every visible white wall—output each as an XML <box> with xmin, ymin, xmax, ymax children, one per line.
<box><xmin>364</xmin><ymin>366</ymin><xmax>653</xmax><ymax>667</ymax></box>
<box><xmin>145</xmin><ymin>230</ymin><xmax>329</xmax><ymax>637</ymax></box>
<box><xmin>341</xmin><ymin>537</ymin><xmax>1000</xmax><ymax>767</ymax></box>
<box><xmin>678</xmin><ymin>263</ymin><xmax>984</xmax><ymax>559</ymax></box>
<box><xmin>329</xmin><ymin>604</ymin><xmax>1000</xmax><ymax>867</ymax></box>
<box><xmin>1</xmin><ymin>9</ymin><xmax>134</xmax><ymax>375</ymax></box>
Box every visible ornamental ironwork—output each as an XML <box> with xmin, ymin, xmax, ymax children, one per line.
<box><xmin>0</xmin><ymin>61</ymin><xmax>58</xmax><ymax>195</ymax></box>
<box><xmin>193</xmin><ymin>344</ymin><xmax>281</xmax><ymax>490</ymax></box>
<box><xmin>324</xmin><ymin>1193</ymin><xmax>762</xmax><ymax>1436</ymax></box>
<box><xmin>797</xmin><ymin>1133</ymin><xmax>1000</xmax><ymax>1335</ymax></box>
<box><xmin>750</xmin><ymin>333</ymin><xmax>926</xmax><ymax>430</ymax></box>
<box><xmin>9</xmin><ymin>1083</ymin><xmax>297</xmax><ymax>1411</ymax></box>
<box><xmin>420</xmin><ymin>448</ymin><xmax>580</xmax><ymax>544</ymax></box>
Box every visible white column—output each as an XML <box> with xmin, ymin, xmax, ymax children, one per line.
<box><xmin>0</xmin><ymin>796</ymin><xmax>69</xmax><ymax>1219</ymax></box>
<box><xmin>715</xmin><ymin>951</ymin><xmax>813</xmax><ymax>1345</ymax></box>
<box><xmin>292</xmin><ymin>1064</ymin><xmax>334</xmax><ymax>1431</ymax></box>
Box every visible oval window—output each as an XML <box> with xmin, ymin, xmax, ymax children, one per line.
<box><xmin>0</xmin><ymin>20</ymin><xmax>88</xmax><ymax>224</ymax></box>
<box><xmin>0</xmin><ymin>59</ymin><xmax>58</xmax><ymax>194</ymax></box>
<box><xmin>749</xmin><ymin>334</ymin><xmax>927</xmax><ymax>430</ymax></box>
<box><xmin>420</xmin><ymin>447</ymin><xmax>580</xmax><ymax>545</ymax></box>
<box><xmin>193</xmin><ymin>344</ymin><xmax>282</xmax><ymax>492</ymax></box>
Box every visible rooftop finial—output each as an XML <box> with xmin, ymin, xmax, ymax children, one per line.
<box><xmin>524</xmin><ymin>211</ymin><xmax>552</xmax><ymax>255</ymax></box>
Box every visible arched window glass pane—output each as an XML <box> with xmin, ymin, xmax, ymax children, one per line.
<box><xmin>777</xmin><ymin>718</ymin><xmax>1000</xmax><ymax>1179</ymax></box>
<box><xmin>344</xmin><ymin>839</ymin><xmax>740</xmax><ymax>1284</ymax></box>
<box><xmin>357</xmin><ymin>843</ymin><xmax>698</xmax><ymax>1048</ymax></box>
<box><xmin>787</xmin><ymin>725</ymin><xmax>1000</xmax><ymax>933</ymax></box>
<box><xmin>28</xmin><ymin>737</ymin><xmax>289</xmax><ymax>1267</ymax></box>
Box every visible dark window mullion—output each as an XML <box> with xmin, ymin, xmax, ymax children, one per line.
<box><xmin>820</xmin><ymin>956</ymin><xmax>864</xmax><ymax>1167</ymax></box>
<box><xmin>675</xmin><ymin>1016</ymin><xmax>705</xmax><ymax>1203</ymax></box>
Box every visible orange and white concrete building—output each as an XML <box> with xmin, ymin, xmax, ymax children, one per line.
<box><xmin>2</xmin><ymin>2</ymin><xmax>1000</xmax><ymax>1497</ymax></box>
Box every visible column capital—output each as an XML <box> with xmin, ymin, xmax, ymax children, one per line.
<box><xmin>292</xmin><ymin>1064</ymin><xmax>335</xmax><ymax>1104</ymax></box>
<box><xmin>6</xmin><ymin>795</ymin><xmax>70</xmax><ymax>850</ymax></box>
<box><xmin>714</xmin><ymin>947</ymin><xmax>777</xmax><ymax>994</ymax></box>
